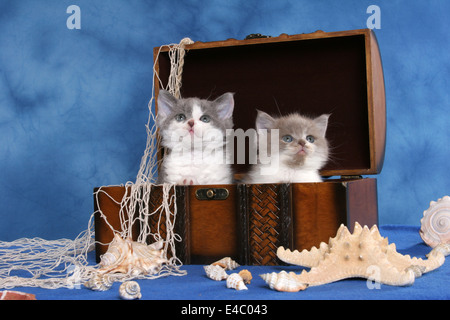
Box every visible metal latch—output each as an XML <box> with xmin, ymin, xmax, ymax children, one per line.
<box><xmin>195</xmin><ymin>188</ymin><xmax>230</xmax><ymax>200</ymax></box>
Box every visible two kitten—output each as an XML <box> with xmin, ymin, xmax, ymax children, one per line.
<box><xmin>156</xmin><ymin>90</ymin><xmax>329</xmax><ymax>185</ymax></box>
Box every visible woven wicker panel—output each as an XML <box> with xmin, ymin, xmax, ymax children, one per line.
<box><xmin>248</xmin><ymin>184</ymin><xmax>282</xmax><ymax>265</ymax></box>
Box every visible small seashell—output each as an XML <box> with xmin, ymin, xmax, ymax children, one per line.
<box><xmin>84</xmin><ymin>273</ymin><xmax>114</xmax><ymax>291</ymax></box>
<box><xmin>211</xmin><ymin>257</ymin><xmax>240</xmax><ymax>270</ymax></box>
<box><xmin>420</xmin><ymin>196</ymin><xmax>450</xmax><ymax>248</ymax></box>
<box><xmin>204</xmin><ymin>264</ymin><xmax>228</xmax><ymax>281</ymax></box>
<box><xmin>427</xmin><ymin>242</ymin><xmax>450</xmax><ymax>258</ymax></box>
<box><xmin>119</xmin><ymin>281</ymin><xmax>142</xmax><ymax>300</ymax></box>
<box><xmin>260</xmin><ymin>271</ymin><xmax>308</xmax><ymax>292</ymax></box>
<box><xmin>238</xmin><ymin>269</ymin><xmax>253</xmax><ymax>284</ymax></box>
<box><xmin>405</xmin><ymin>265</ymin><xmax>426</xmax><ymax>278</ymax></box>
<box><xmin>226</xmin><ymin>273</ymin><xmax>248</xmax><ymax>291</ymax></box>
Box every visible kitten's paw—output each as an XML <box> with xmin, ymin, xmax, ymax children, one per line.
<box><xmin>178</xmin><ymin>178</ymin><xmax>198</xmax><ymax>185</ymax></box>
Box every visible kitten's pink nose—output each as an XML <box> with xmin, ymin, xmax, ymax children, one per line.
<box><xmin>187</xmin><ymin>119</ymin><xmax>195</xmax><ymax>127</ymax></box>
<box><xmin>298</xmin><ymin>140</ymin><xmax>306</xmax><ymax>147</ymax></box>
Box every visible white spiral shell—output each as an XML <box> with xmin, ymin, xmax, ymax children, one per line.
<box><xmin>84</xmin><ymin>273</ymin><xmax>114</xmax><ymax>291</ymax></box>
<box><xmin>420</xmin><ymin>196</ymin><xmax>450</xmax><ymax>248</ymax></box>
<box><xmin>119</xmin><ymin>281</ymin><xmax>142</xmax><ymax>300</ymax></box>
<box><xmin>260</xmin><ymin>270</ymin><xmax>308</xmax><ymax>292</ymax></box>
<box><xmin>204</xmin><ymin>264</ymin><xmax>228</xmax><ymax>281</ymax></box>
<box><xmin>226</xmin><ymin>273</ymin><xmax>248</xmax><ymax>291</ymax></box>
<box><xmin>211</xmin><ymin>257</ymin><xmax>240</xmax><ymax>270</ymax></box>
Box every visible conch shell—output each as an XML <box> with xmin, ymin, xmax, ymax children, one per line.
<box><xmin>211</xmin><ymin>257</ymin><xmax>240</xmax><ymax>270</ymax></box>
<box><xmin>119</xmin><ymin>281</ymin><xmax>142</xmax><ymax>300</ymax></box>
<box><xmin>420</xmin><ymin>196</ymin><xmax>450</xmax><ymax>248</ymax></box>
<box><xmin>226</xmin><ymin>273</ymin><xmax>248</xmax><ymax>291</ymax></box>
<box><xmin>260</xmin><ymin>271</ymin><xmax>308</xmax><ymax>292</ymax></box>
<box><xmin>98</xmin><ymin>234</ymin><xmax>168</xmax><ymax>276</ymax></box>
<box><xmin>204</xmin><ymin>264</ymin><xmax>228</xmax><ymax>281</ymax></box>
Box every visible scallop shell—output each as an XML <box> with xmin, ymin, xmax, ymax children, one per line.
<box><xmin>420</xmin><ymin>196</ymin><xmax>450</xmax><ymax>248</ymax></box>
<box><xmin>84</xmin><ymin>273</ymin><xmax>114</xmax><ymax>291</ymax></box>
<box><xmin>226</xmin><ymin>273</ymin><xmax>248</xmax><ymax>291</ymax></box>
<box><xmin>260</xmin><ymin>271</ymin><xmax>308</xmax><ymax>292</ymax></box>
<box><xmin>238</xmin><ymin>269</ymin><xmax>253</xmax><ymax>284</ymax></box>
<box><xmin>204</xmin><ymin>264</ymin><xmax>228</xmax><ymax>281</ymax></box>
<box><xmin>119</xmin><ymin>281</ymin><xmax>142</xmax><ymax>300</ymax></box>
<box><xmin>211</xmin><ymin>257</ymin><xmax>240</xmax><ymax>270</ymax></box>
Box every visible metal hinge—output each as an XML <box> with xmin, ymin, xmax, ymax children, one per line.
<box><xmin>244</xmin><ymin>33</ymin><xmax>271</xmax><ymax>40</ymax></box>
<box><xmin>340</xmin><ymin>175</ymin><xmax>363</xmax><ymax>180</ymax></box>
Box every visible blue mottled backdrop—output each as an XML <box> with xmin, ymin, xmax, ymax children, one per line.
<box><xmin>0</xmin><ymin>0</ymin><xmax>448</xmax><ymax>240</ymax></box>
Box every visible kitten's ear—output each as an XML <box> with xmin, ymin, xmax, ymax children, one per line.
<box><xmin>315</xmin><ymin>114</ymin><xmax>330</xmax><ymax>137</ymax></box>
<box><xmin>214</xmin><ymin>92</ymin><xmax>234</xmax><ymax>119</ymax></box>
<box><xmin>157</xmin><ymin>89</ymin><xmax>177</xmax><ymax>122</ymax></box>
<box><xmin>255</xmin><ymin>110</ymin><xmax>276</xmax><ymax>130</ymax></box>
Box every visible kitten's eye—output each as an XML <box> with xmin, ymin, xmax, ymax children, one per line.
<box><xmin>200</xmin><ymin>115</ymin><xmax>211</xmax><ymax>123</ymax></box>
<box><xmin>306</xmin><ymin>135</ymin><xmax>315</xmax><ymax>143</ymax></box>
<box><xmin>282</xmin><ymin>135</ymin><xmax>293</xmax><ymax>143</ymax></box>
<box><xmin>175</xmin><ymin>114</ymin><xmax>186</xmax><ymax>122</ymax></box>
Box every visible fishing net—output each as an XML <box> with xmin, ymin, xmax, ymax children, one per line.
<box><xmin>0</xmin><ymin>38</ymin><xmax>194</xmax><ymax>289</ymax></box>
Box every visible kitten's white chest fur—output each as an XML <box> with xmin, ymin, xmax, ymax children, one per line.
<box><xmin>162</xmin><ymin>149</ymin><xmax>232</xmax><ymax>185</ymax></box>
<box><xmin>246</xmin><ymin>154</ymin><xmax>323</xmax><ymax>183</ymax></box>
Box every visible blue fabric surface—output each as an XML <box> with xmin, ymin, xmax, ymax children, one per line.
<box><xmin>0</xmin><ymin>0</ymin><xmax>449</xmax><ymax>242</ymax></box>
<box><xmin>6</xmin><ymin>226</ymin><xmax>449</xmax><ymax>301</ymax></box>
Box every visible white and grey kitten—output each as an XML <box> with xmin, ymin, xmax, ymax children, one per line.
<box><xmin>156</xmin><ymin>90</ymin><xmax>234</xmax><ymax>185</ymax></box>
<box><xmin>245</xmin><ymin>110</ymin><xmax>330</xmax><ymax>183</ymax></box>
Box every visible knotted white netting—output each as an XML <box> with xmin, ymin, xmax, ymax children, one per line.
<box><xmin>0</xmin><ymin>37</ymin><xmax>194</xmax><ymax>290</ymax></box>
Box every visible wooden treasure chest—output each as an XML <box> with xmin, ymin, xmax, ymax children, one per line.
<box><xmin>94</xmin><ymin>29</ymin><xmax>386</xmax><ymax>266</ymax></box>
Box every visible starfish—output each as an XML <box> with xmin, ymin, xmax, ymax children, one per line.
<box><xmin>261</xmin><ymin>223</ymin><xmax>448</xmax><ymax>292</ymax></box>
